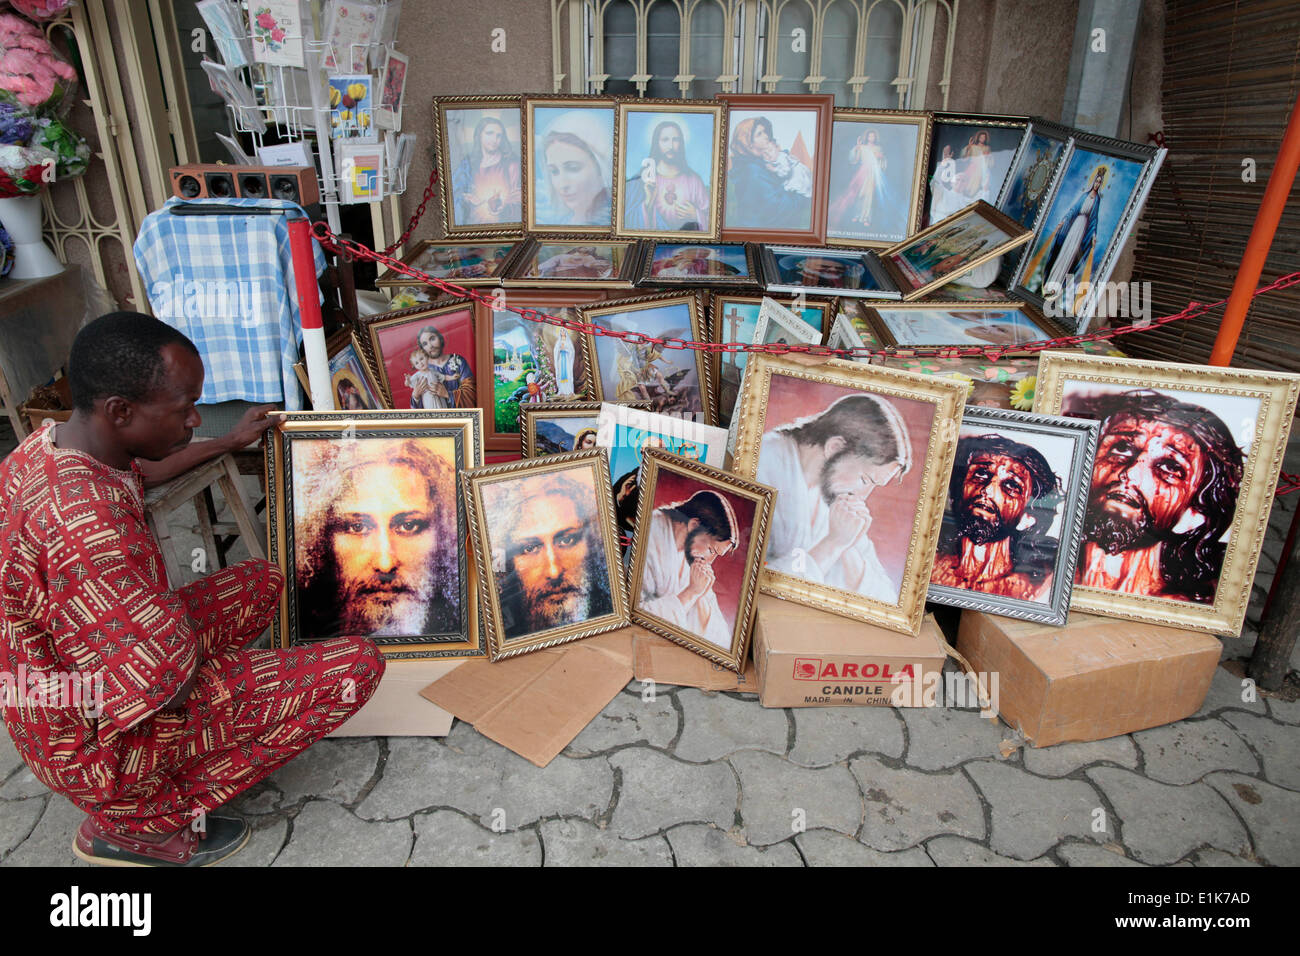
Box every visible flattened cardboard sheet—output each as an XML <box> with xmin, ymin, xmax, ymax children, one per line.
<box><xmin>632</xmin><ymin>630</ymin><xmax>758</xmax><ymax>693</ymax></box>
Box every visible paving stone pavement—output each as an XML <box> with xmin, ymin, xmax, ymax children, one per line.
<box><xmin>1</xmin><ymin>439</ymin><xmax>1298</xmax><ymax>867</ymax></box>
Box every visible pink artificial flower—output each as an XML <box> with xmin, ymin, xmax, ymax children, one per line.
<box><xmin>256</xmin><ymin>12</ymin><xmax>276</xmax><ymax>29</ymax></box>
<box><xmin>270</xmin><ymin>27</ymin><xmax>285</xmax><ymax>43</ymax></box>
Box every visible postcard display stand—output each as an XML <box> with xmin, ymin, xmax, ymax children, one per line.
<box><xmin>198</xmin><ymin>0</ymin><xmax>412</xmax><ymax>234</ymax></box>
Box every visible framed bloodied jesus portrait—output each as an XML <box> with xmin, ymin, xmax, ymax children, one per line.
<box><xmin>1034</xmin><ymin>353</ymin><xmax>1300</xmax><ymax>637</ymax></box>
<box><xmin>628</xmin><ymin>449</ymin><xmax>775</xmax><ymax>672</ymax></box>
<box><xmin>731</xmin><ymin>354</ymin><xmax>967</xmax><ymax>634</ymax></box>
<box><xmin>462</xmin><ymin>450</ymin><xmax>629</xmax><ymax>660</ymax></box>
<box><xmin>266</xmin><ymin>409</ymin><xmax>485</xmax><ymax>659</ymax></box>
<box><xmin>926</xmin><ymin>406</ymin><xmax>1099</xmax><ymax>626</ymax></box>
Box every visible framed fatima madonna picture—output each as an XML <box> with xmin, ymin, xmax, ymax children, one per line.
<box><xmin>474</xmin><ymin>288</ymin><xmax>601</xmax><ymax>450</ymax></box>
<box><xmin>462</xmin><ymin>450</ymin><xmax>629</xmax><ymax>660</ymax></box>
<box><xmin>523</xmin><ymin>96</ymin><xmax>618</xmax><ymax>234</ymax></box>
<box><xmin>434</xmin><ymin>95</ymin><xmax>524</xmax><ymax>238</ymax></box>
<box><xmin>718</xmin><ymin>93</ymin><xmax>833</xmax><ymax>244</ymax></box>
<box><xmin>627</xmin><ymin>448</ymin><xmax>776</xmax><ymax>672</ymax></box>
<box><xmin>614</xmin><ymin>99</ymin><xmax>726</xmax><ymax>240</ymax></box>
<box><xmin>358</xmin><ymin>301</ymin><xmax>478</xmax><ymax>412</ymax></box>
<box><xmin>878</xmin><ymin>201</ymin><xmax>1032</xmax><ymax>301</ymax></box>
<box><xmin>731</xmin><ymin>354</ymin><xmax>967</xmax><ymax>634</ymax></box>
<box><xmin>826</xmin><ymin>109</ymin><xmax>931</xmax><ymax>248</ymax></box>
<box><xmin>1033</xmin><ymin>353</ymin><xmax>1300</xmax><ymax>636</ymax></box>
<box><xmin>927</xmin><ymin>406</ymin><xmax>1099</xmax><ymax>626</ymax></box>
<box><xmin>266</xmin><ymin>409</ymin><xmax>485</xmax><ymax>659</ymax></box>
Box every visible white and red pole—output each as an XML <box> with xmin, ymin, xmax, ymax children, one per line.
<box><xmin>288</xmin><ymin>216</ymin><xmax>334</xmax><ymax>410</ymax></box>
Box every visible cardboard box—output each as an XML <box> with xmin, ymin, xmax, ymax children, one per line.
<box><xmin>633</xmin><ymin>628</ymin><xmax>758</xmax><ymax>693</ymax></box>
<box><xmin>752</xmin><ymin>595</ymin><xmax>947</xmax><ymax>708</ymax></box>
<box><xmin>956</xmin><ymin>609</ymin><xmax>1221</xmax><ymax>747</ymax></box>
<box><xmin>421</xmin><ymin>628</ymin><xmax>634</xmax><ymax>767</ymax></box>
<box><xmin>328</xmin><ymin>658</ymin><xmax>460</xmax><ymax>738</ymax></box>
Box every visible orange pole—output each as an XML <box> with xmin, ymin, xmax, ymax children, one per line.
<box><xmin>1209</xmin><ymin>90</ymin><xmax>1300</xmax><ymax>366</ymax></box>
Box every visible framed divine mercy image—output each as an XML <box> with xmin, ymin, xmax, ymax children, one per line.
<box><xmin>627</xmin><ymin>448</ymin><xmax>776</xmax><ymax>672</ymax></box>
<box><xmin>731</xmin><ymin>354</ymin><xmax>968</xmax><ymax>634</ymax></box>
<box><xmin>266</xmin><ymin>409</ymin><xmax>485</xmax><ymax>659</ymax></box>
<box><xmin>461</xmin><ymin>449</ymin><xmax>630</xmax><ymax>660</ymax></box>
<box><xmin>1033</xmin><ymin>353</ymin><xmax>1300</xmax><ymax>636</ymax></box>
<box><xmin>926</xmin><ymin>406</ymin><xmax>1099</xmax><ymax>627</ymax></box>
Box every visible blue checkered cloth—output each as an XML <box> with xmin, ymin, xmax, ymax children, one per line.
<box><xmin>132</xmin><ymin>197</ymin><xmax>328</xmax><ymax>411</ymax></box>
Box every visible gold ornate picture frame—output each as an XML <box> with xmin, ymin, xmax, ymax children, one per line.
<box><xmin>461</xmin><ymin>449</ymin><xmax>630</xmax><ymax>660</ymax></box>
<box><xmin>731</xmin><ymin>354</ymin><xmax>967</xmax><ymax>634</ymax></box>
<box><xmin>266</xmin><ymin>409</ymin><xmax>485</xmax><ymax>659</ymax></box>
<box><xmin>519</xmin><ymin>400</ymin><xmax>652</xmax><ymax>458</ymax></box>
<box><xmin>627</xmin><ymin>448</ymin><xmax>776</xmax><ymax>672</ymax></box>
<box><xmin>613</xmin><ymin>98</ymin><xmax>727</xmax><ymax>241</ymax></box>
<box><xmin>433</xmin><ymin>94</ymin><xmax>525</xmax><ymax>239</ymax></box>
<box><xmin>1033</xmin><ymin>352</ymin><xmax>1300</xmax><ymax>636</ymax></box>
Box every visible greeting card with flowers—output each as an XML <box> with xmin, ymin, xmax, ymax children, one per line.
<box><xmin>322</xmin><ymin>1</ymin><xmax>382</xmax><ymax>73</ymax></box>
<box><xmin>248</xmin><ymin>0</ymin><xmax>307</xmax><ymax>68</ymax></box>
<box><xmin>327</xmin><ymin>74</ymin><xmax>377</xmax><ymax>143</ymax></box>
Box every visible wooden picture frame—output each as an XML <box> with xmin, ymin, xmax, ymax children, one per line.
<box><xmin>433</xmin><ymin>94</ymin><xmax>525</xmax><ymax>239</ymax></box>
<box><xmin>877</xmin><ymin>200</ymin><xmax>1033</xmax><ymax>301</ymax></box>
<box><xmin>613</xmin><ymin>98</ymin><xmax>727</xmax><ymax>240</ymax></box>
<box><xmin>926</xmin><ymin>406</ymin><xmax>1100</xmax><ymax>626</ymax></box>
<box><xmin>502</xmin><ymin>236</ymin><xmax>643</xmax><ymax>289</ymax></box>
<box><xmin>266</xmin><ymin>408</ymin><xmax>485</xmax><ymax>659</ymax></box>
<box><xmin>461</xmin><ymin>450</ymin><xmax>629</xmax><ymax>660</ymax></box>
<box><xmin>519</xmin><ymin>400</ymin><xmax>652</xmax><ymax>458</ymax></box>
<box><xmin>473</xmin><ymin>288</ymin><xmax>604</xmax><ymax>452</ymax></box>
<box><xmin>636</xmin><ymin>240</ymin><xmax>760</xmax><ymax>288</ymax></box>
<box><xmin>718</xmin><ymin>93</ymin><xmax>833</xmax><ymax>245</ymax></box>
<box><xmin>579</xmin><ymin>290</ymin><xmax>715</xmax><ymax>425</ymax></box>
<box><xmin>825</xmin><ymin>108</ymin><xmax>932</xmax><ymax>249</ymax></box>
<box><xmin>627</xmin><ymin>448</ymin><xmax>776</xmax><ymax>671</ymax></box>
<box><xmin>759</xmin><ymin>244</ymin><xmax>902</xmax><ymax>300</ymax></box>
<box><xmin>1032</xmin><ymin>353</ymin><xmax>1300</xmax><ymax>637</ymax></box>
<box><xmin>866</xmin><ymin>301</ymin><xmax>1070</xmax><ymax>349</ymax></box>
<box><xmin>730</xmin><ymin>353</ymin><xmax>967</xmax><ymax>634</ymax></box>
<box><xmin>373</xmin><ymin>239</ymin><xmax>522</xmax><ymax>289</ymax></box>
<box><xmin>522</xmin><ymin>95</ymin><xmax>618</xmax><ymax>236</ymax></box>
<box><xmin>356</xmin><ymin>300</ymin><xmax>479</xmax><ymax>412</ymax></box>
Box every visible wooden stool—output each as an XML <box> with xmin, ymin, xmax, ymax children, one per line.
<box><xmin>144</xmin><ymin>453</ymin><xmax>266</xmax><ymax>587</ymax></box>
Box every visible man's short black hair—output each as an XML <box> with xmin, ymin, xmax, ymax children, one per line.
<box><xmin>68</xmin><ymin>311</ymin><xmax>199</xmax><ymax>412</ymax></box>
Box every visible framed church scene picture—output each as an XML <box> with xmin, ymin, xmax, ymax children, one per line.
<box><xmin>266</xmin><ymin>409</ymin><xmax>485</xmax><ymax>659</ymax></box>
<box><xmin>627</xmin><ymin>448</ymin><xmax>776</xmax><ymax>672</ymax></box>
<box><xmin>1033</xmin><ymin>353</ymin><xmax>1300</xmax><ymax>636</ymax></box>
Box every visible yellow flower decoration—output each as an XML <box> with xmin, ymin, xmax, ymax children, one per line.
<box><xmin>390</xmin><ymin>291</ymin><xmax>420</xmax><ymax>310</ymax></box>
<box><xmin>340</xmin><ymin>109</ymin><xmax>352</xmax><ymax>121</ymax></box>
<box><xmin>1010</xmin><ymin>376</ymin><xmax>1036</xmax><ymax>410</ymax></box>
<box><xmin>945</xmin><ymin>372</ymin><xmax>975</xmax><ymax>396</ymax></box>
<box><xmin>328</xmin><ymin>87</ymin><xmax>341</xmax><ymax>108</ymax></box>
<box><xmin>347</xmin><ymin>82</ymin><xmax>368</xmax><ymax>103</ymax></box>
<box><xmin>359</xmin><ymin>111</ymin><xmax>371</xmax><ymax>129</ymax></box>
<box><xmin>1106</xmin><ymin>349</ymin><xmax>1126</xmax><ymax>358</ymax></box>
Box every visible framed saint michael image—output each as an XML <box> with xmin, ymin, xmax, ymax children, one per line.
<box><xmin>927</xmin><ymin>406</ymin><xmax>1099</xmax><ymax>626</ymax></box>
<box><xmin>730</xmin><ymin>354</ymin><xmax>967</xmax><ymax>635</ymax></box>
<box><xmin>1033</xmin><ymin>353</ymin><xmax>1300</xmax><ymax>637</ymax></box>
<box><xmin>266</xmin><ymin>409</ymin><xmax>485</xmax><ymax>659</ymax></box>
<box><xmin>627</xmin><ymin>449</ymin><xmax>776</xmax><ymax>672</ymax></box>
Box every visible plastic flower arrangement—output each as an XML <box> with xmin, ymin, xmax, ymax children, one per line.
<box><xmin>0</xmin><ymin>12</ymin><xmax>89</xmax><ymax>197</ymax></box>
<box><xmin>1009</xmin><ymin>376</ymin><xmax>1036</xmax><ymax>411</ymax></box>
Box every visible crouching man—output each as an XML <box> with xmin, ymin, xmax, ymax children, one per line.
<box><xmin>0</xmin><ymin>312</ymin><xmax>384</xmax><ymax>866</ymax></box>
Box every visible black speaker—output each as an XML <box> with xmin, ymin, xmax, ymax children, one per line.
<box><xmin>203</xmin><ymin>169</ymin><xmax>236</xmax><ymax>199</ymax></box>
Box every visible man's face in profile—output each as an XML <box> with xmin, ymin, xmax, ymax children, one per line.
<box><xmin>684</xmin><ymin>526</ymin><xmax>732</xmax><ymax>567</ymax></box>
<box><xmin>1088</xmin><ymin>414</ymin><xmax>1205</xmax><ymax>550</ymax></box>
<box><xmin>512</xmin><ymin>491</ymin><xmax>592</xmax><ymax>630</ymax></box>
<box><xmin>819</xmin><ymin>449</ymin><xmax>901</xmax><ymax>506</ymax></box>
<box><xmin>958</xmin><ymin>453</ymin><xmax>1031</xmax><ymax>544</ymax></box>
<box><xmin>331</xmin><ymin>462</ymin><xmax>439</xmax><ymax>635</ymax></box>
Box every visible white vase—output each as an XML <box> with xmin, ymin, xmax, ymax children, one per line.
<box><xmin>0</xmin><ymin>194</ymin><xmax>64</xmax><ymax>280</ymax></box>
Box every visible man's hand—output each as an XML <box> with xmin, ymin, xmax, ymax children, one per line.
<box><xmin>226</xmin><ymin>404</ymin><xmax>278</xmax><ymax>449</ymax></box>
<box><xmin>678</xmin><ymin>556</ymin><xmax>715</xmax><ymax>607</ymax></box>
<box><xmin>411</xmin><ymin>379</ymin><xmax>428</xmax><ymax>402</ymax></box>
<box><xmin>432</xmin><ymin>382</ymin><xmax>449</xmax><ymax>400</ymax></box>
<box><xmin>826</xmin><ymin>494</ymin><xmax>871</xmax><ymax>550</ymax></box>
<box><xmin>673</xmin><ymin>199</ymin><xmax>700</xmax><ymax>223</ymax></box>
